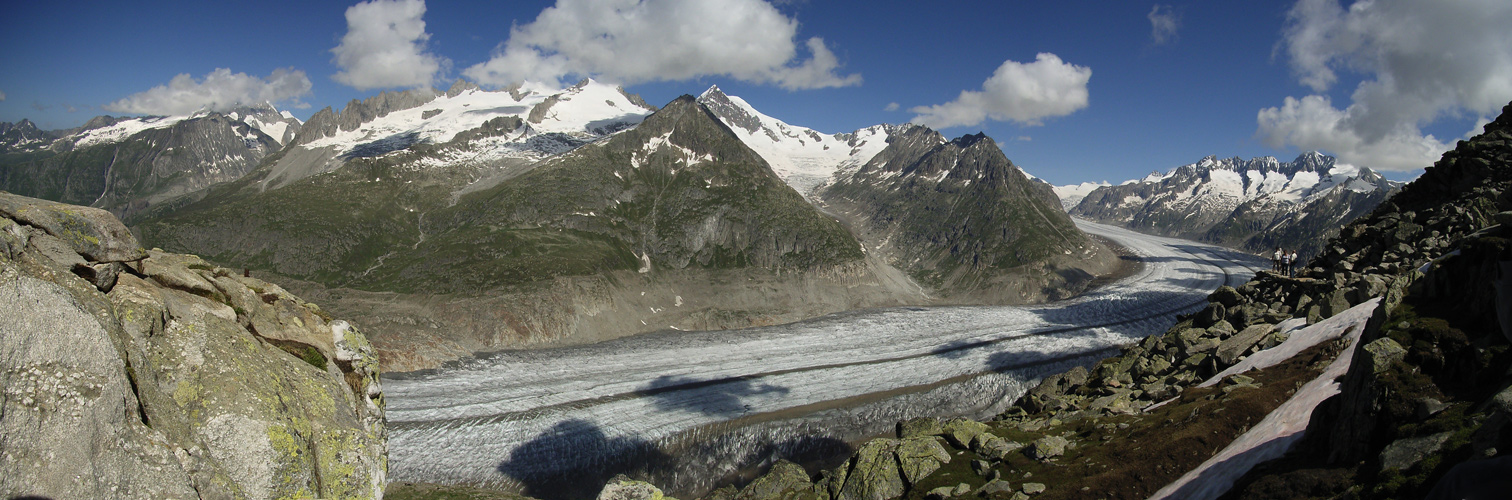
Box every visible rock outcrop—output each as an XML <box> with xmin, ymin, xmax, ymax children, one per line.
<box><xmin>0</xmin><ymin>192</ymin><xmax>385</xmax><ymax>499</ymax></box>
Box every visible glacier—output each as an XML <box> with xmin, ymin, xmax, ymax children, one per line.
<box><xmin>383</xmin><ymin>220</ymin><xmax>1266</xmax><ymax>497</ymax></box>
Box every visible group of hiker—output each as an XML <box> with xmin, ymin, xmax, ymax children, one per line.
<box><xmin>1271</xmin><ymin>247</ymin><xmax>1300</xmax><ymax>277</ymax></box>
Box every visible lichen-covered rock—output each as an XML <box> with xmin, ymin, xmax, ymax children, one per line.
<box><xmin>0</xmin><ymin>192</ymin><xmax>147</xmax><ymax>263</ymax></box>
<box><xmin>1362</xmin><ymin>337</ymin><xmax>1407</xmax><ymax>374</ymax></box>
<box><xmin>941</xmin><ymin>418</ymin><xmax>992</xmax><ymax>448</ymax></box>
<box><xmin>0</xmin><ymin>195</ymin><xmax>385</xmax><ymax>499</ymax></box>
<box><xmin>599</xmin><ymin>475</ymin><xmax>677</xmax><ymax>500</ymax></box>
<box><xmin>1026</xmin><ymin>436</ymin><xmax>1068</xmax><ymax>460</ymax></box>
<box><xmin>897</xmin><ymin>416</ymin><xmax>944</xmax><ymax>439</ymax></box>
<box><xmin>1379</xmin><ymin>432</ymin><xmax>1453</xmax><ymax>471</ymax></box>
<box><xmin>970</xmin><ymin>433</ymin><xmax>1023</xmax><ymax>460</ymax></box>
<box><xmin>1215</xmin><ymin>324</ymin><xmax>1274</xmax><ymax>365</ymax></box>
<box><xmin>1194</xmin><ymin>303</ymin><xmax>1226</xmax><ymax>328</ymax></box>
<box><xmin>834</xmin><ymin>439</ymin><xmax>905</xmax><ymax>500</ymax></box>
<box><xmin>736</xmin><ymin>460</ymin><xmax>813</xmax><ymax>500</ymax></box>
<box><xmin>979</xmin><ymin>480</ymin><xmax>1013</xmax><ymax>496</ymax></box>
<box><xmin>896</xmin><ymin>437</ymin><xmax>951</xmax><ymax>486</ymax></box>
<box><xmin>1210</xmin><ymin>286</ymin><xmax>1243</xmax><ymax>308</ymax></box>
<box><xmin>926</xmin><ymin>483</ymin><xmax>971</xmax><ymax>499</ymax></box>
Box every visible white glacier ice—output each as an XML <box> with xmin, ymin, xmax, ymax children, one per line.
<box><xmin>383</xmin><ymin>220</ymin><xmax>1266</xmax><ymax>496</ymax></box>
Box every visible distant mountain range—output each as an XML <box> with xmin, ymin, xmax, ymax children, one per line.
<box><xmin>1</xmin><ymin>78</ymin><xmax>1390</xmax><ymax>371</ymax></box>
<box><xmin>0</xmin><ymin>104</ymin><xmax>299</xmax><ymax>220</ymax></box>
<box><xmin>0</xmin><ymin>79</ymin><xmax>1117</xmax><ymax>370</ymax></box>
<box><xmin>1062</xmin><ymin>152</ymin><xmax>1400</xmax><ymax>257</ymax></box>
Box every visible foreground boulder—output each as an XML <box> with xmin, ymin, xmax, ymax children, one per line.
<box><xmin>0</xmin><ymin>192</ymin><xmax>386</xmax><ymax>499</ymax></box>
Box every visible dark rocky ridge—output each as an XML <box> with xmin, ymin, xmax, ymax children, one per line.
<box><xmin>822</xmin><ymin>126</ymin><xmax>1115</xmax><ymax>301</ymax></box>
<box><xmin>0</xmin><ymin>111</ymin><xmax>286</xmax><ymax>222</ymax></box>
<box><xmin>0</xmin><ymin>119</ymin><xmax>54</xmax><ymax>152</ymax></box>
<box><xmin>292</xmin><ymin>87</ymin><xmax>443</xmax><ymax>147</ymax></box>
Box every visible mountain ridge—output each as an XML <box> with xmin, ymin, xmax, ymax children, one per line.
<box><xmin>1069</xmin><ymin>151</ymin><xmax>1399</xmax><ymax>257</ymax></box>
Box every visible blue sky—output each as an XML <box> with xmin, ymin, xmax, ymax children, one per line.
<box><xmin>3</xmin><ymin>0</ymin><xmax>1509</xmax><ymax>185</ymax></box>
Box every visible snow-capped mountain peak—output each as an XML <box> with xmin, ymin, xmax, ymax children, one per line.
<box><xmin>1069</xmin><ymin>151</ymin><xmax>1402</xmax><ymax>257</ymax></box>
<box><xmin>299</xmin><ymin>78</ymin><xmax>653</xmax><ymax>157</ymax></box>
<box><xmin>1051</xmin><ymin>181</ymin><xmax>1112</xmax><ymax>210</ymax></box>
<box><xmin>697</xmin><ymin>86</ymin><xmax>893</xmax><ymax>199</ymax></box>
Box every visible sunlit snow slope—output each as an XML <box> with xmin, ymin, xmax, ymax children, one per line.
<box><xmin>384</xmin><ymin>221</ymin><xmax>1264</xmax><ymax>494</ymax></box>
<box><xmin>697</xmin><ymin>86</ymin><xmax>891</xmax><ymax>199</ymax></box>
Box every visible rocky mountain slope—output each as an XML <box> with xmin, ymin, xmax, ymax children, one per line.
<box><xmin>135</xmin><ymin>94</ymin><xmax>924</xmax><ymax>371</ymax></box>
<box><xmin>700</xmin><ymin>87</ymin><xmax>1116</xmax><ymax>303</ymax></box>
<box><xmin>0</xmin><ymin>192</ymin><xmax>385</xmax><ymax>499</ymax></box>
<box><xmin>1070</xmin><ymin>152</ymin><xmax>1399</xmax><ymax>257</ymax></box>
<box><xmin>256</xmin><ymin>78</ymin><xmax>656</xmax><ymax>192</ymax></box>
<box><xmin>0</xmin><ymin>119</ymin><xmax>55</xmax><ymax>151</ymax></box>
<box><xmin>0</xmin><ymin>106</ymin><xmax>298</xmax><ymax>221</ymax></box>
<box><xmin>821</xmin><ymin>127</ymin><xmax>1115</xmax><ymax>301</ymax></box>
<box><xmin>627</xmin><ymin>100</ymin><xmax>1511</xmax><ymax>500</ymax></box>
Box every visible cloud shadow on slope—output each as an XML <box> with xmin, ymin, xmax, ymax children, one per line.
<box><xmin>498</xmin><ymin>419</ymin><xmax>674</xmax><ymax>500</ymax></box>
<box><xmin>636</xmin><ymin>374</ymin><xmax>792</xmax><ymax>417</ymax></box>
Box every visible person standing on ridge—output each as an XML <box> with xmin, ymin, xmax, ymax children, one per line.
<box><xmin>1273</xmin><ymin>247</ymin><xmax>1283</xmax><ymax>273</ymax></box>
<box><xmin>1289</xmin><ymin>250</ymin><xmax>1300</xmax><ymax>278</ymax></box>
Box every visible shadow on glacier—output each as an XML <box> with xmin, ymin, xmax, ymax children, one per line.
<box><xmin>637</xmin><ymin>374</ymin><xmax>792</xmax><ymax>416</ymax></box>
<box><xmin>971</xmin><ymin>287</ymin><xmax>1207</xmax><ymax>373</ymax></box>
<box><xmin>496</xmin><ymin>418</ymin><xmax>855</xmax><ymax>500</ymax></box>
<box><xmin>497</xmin><ymin>419</ymin><xmax>673</xmax><ymax>500</ymax></box>
<box><xmin>1029</xmin><ymin>289</ymin><xmax>1198</xmax><ymax>325</ymax></box>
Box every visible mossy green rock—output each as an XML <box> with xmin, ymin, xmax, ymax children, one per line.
<box><xmin>0</xmin><ymin>192</ymin><xmax>147</xmax><ymax>262</ymax></box>
<box><xmin>941</xmin><ymin>418</ymin><xmax>992</xmax><ymax>448</ymax></box>
<box><xmin>835</xmin><ymin>439</ymin><xmax>905</xmax><ymax>500</ymax></box>
<box><xmin>736</xmin><ymin>460</ymin><xmax>815</xmax><ymax>500</ymax></box>
<box><xmin>896</xmin><ymin>437</ymin><xmax>952</xmax><ymax>486</ymax></box>
<box><xmin>597</xmin><ymin>475</ymin><xmax>678</xmax><ymax>500</ymax></box>
<box><xmin>0</xmin><ymin>201</ymin><xmax>385</xmax><ymax>499</ymax></box>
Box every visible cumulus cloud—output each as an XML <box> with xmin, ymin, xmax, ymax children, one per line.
<box><xmin>462</xmin><ymin>0</ymin><xmax>860</xmax><ymax>90</ymax></box>
<box><xmin>909</xmin><ymin>53</ymin><xmax>1091</xmax><ymax>129</ymax></box>
<box><xmin>331</xmin><ymin>0</ymin><xmax>448</xmax><ymax>90</ymax></box>
<box><xmin>104</xmin><ymin>68</ymin><xmax>313</xmax><ymax>116</ymax></box>
<box><xmin>1258</xmin><ymin>0</ymin><xmax>1512</xmax><ymax>171</ymax></box>
<box><xmin>884</xmin><ymin>102</ymin><xmax>899</xmax><ymax>112</ymax></box>
<box><xmin>1148</xmin><ymin>5</ymin><xmax>1180</xmax><ymax>45</ymax></box>
<box><xmin>1257</xmin><ymin>95</ymin><xmax>1453</xmax><ymax>171</ymax></box>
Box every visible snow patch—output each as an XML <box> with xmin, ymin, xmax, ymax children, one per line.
<box><xmin>304</xmin><ymin>79</ymin><xmax>651</xmax><ymax>160</ymax></box>
<box><xmin>699</xmin><ymin>88</ymin><xmax>891</xmax><ymax>200</ymax></box>
<box><xmin>1152</xmin><ymin>299</ymin><xmax>1378</xmax><ymax>499</ymax></box>
<box><xmin>1052</xmin><ymin>181</ymin><xmax>1110</xmax><ymax>211</ymax></box>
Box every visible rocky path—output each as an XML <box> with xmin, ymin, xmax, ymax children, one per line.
<box><xmin>383</xmin><ymin>220</ymin><xmax>1266</xmax><ymax>496</ymax></box>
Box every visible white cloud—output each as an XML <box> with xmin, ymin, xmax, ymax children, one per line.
<box><xmin>1257</xmin><ymin>95</ymin><xmax>1452</xmax><ymax>171</ymax></box>
<box><xmin>331</xmin><ymin>0</ymin><xmax>448</xmax><ymax>90</ymax></box>
<box><xmin>1259</xmin><ymin>0</ymin><xmax>1512</xmax><ymax>171</ymax></box>
<box><xmin>1148</xmin><ymin>5</ymin><xmax>1179</xmax><ymax>45</ymax></box>
<box><xmin>884</xmin><ymin>102</ymin><xmax>899</xmax><ymax>112</ymax></box>
<box><xmin>462</xmin><ymin>0</ymin><xmax>860</xmax><ymax>90</ymax></box>
<box><xmin>1015</xmin><ymin>136</ymin><xmax>1032</xmax><ymax>142</ymax></box>
<box><xmin>103</xmin><ymin>68</ymin><xmax>312</xmax><ymax>116</ymax></box>
<box><xmin>909</xmin><ymin>53</ymin><xmax>1091</xmax><ymax>129</ymax></box>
